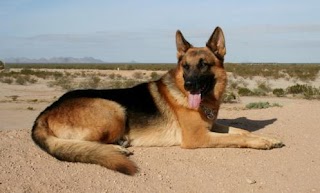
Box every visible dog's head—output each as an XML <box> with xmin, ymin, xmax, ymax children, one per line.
<box><xmin>175</xmin><ymin>27</ymin><xmax>226</xmax><ymax>109</ymax></box>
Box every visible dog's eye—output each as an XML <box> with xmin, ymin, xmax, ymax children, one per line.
<box><xmin>198</xmin><ymin>61</ymin><xmax>209</xmax><ymax>70</ymax></box>
<box><xmin>183</xmin><ymin>64</ymin><xmax>190</xmax><ymax>70</ymax></box>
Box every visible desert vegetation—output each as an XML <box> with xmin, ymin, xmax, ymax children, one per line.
<box><xmin>224</xmin><ymin>63</ymin><xmax>320</xmax><ymax>81</ymax></box>
<box><xmin>0</xmin><ymin>60</ymin><xmax>4</xmax><ymax>70</ymax></box>
<box><xmin>1</xmin><ymin>63</ymin><xmax>320</xmax><ymax>100</ymax></box>
<box><xmin>245</xmin><ymin>102</ymin><xmax>282</xmax><ymax>109</ymax></box>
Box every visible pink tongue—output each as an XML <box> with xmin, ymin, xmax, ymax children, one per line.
<box><xmin>188</xmin><ymin>93</ymin><xmax>201</xmax><ymax>109</ymax></box>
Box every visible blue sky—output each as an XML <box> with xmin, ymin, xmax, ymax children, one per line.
<box><xmin>1</xmin><ymin>0</ymin><xmax>319</xmax><ymax>63</ymax></box>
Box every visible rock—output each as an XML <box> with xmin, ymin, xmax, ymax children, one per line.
<box><xmin>246</xmin><ymin>178</ymin><xmax>256</xmax><ymax>184</ymax></box>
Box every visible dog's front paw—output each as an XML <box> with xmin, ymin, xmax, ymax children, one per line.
<box><xmin>262</xmin><ymin>136</ymin><xmax>284</xmax><ymax>149</ymax></box>
<box><xmin>248</xmin><ymin>136</ymin><xmax>284</xmax><ymax>150</ymax></box>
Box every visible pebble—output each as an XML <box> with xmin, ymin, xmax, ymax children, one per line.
<box><xmin>246</xmin><ymin>178</ymin><xmax>256</xmax><ymax>184</ymax></box>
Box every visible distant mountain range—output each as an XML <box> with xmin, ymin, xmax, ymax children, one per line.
<box><xmin>4</xmin><ymin>57</ymin><xmax>105</xmax><ymax>63</ymax></box>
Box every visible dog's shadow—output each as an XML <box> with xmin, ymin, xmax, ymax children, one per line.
<box><xmin>216</xmin><ymin>117</ymin><xmax>277</xmax><ymax>132</ymax></box>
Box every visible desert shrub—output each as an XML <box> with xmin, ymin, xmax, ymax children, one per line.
<box><xmin>79</xmin><ymin>76</ymin><xmax>101</xmax><ymax>89</ymax></box>
<box><xmin>238</xmin><ymin>87</ymin><xmax>254</xmax><ymax>96</ymax></box>
<box><xmin>108</xmin><ymin>80</ymin><xmax>141</xmax><ymax>89</ymax></box>
<box><xmin>79</xmin><ymin>71</ymin><xmax>86</xmax><ymax>77</ymax></box>
<box><xmin>225</xmin><ymin>63</ymin><xmax>320</xmax><ymax>81</ymax></box>
<box><xmin>246</xmin><ymin>102</ymin><xmax>282</xmax><ymax>109</ymax></box>
<box><xmin>91</xmin><ymin>76</ymin><xmax>101</xmax><ymax>88</ymax></box>
<box><xmin>222</xmin><ymin>91</ymin><xmax>239</xmax><ymax>103</ymax></box>
<box><xmin>27</xmin><ymin>107</ymin><xmax>35</xmax><ymax>111</ymax></box>
<box><xmin>132</xmin><ymin>71</ymin><xmax>143</xmax><ymax>79</ymax></box>
<box><xmin>7</xmin><ymin>95</ymin><xmax>19</xmax><ymax>101</ymax></box>
<box><xmin>116</xmin><ymin>74</ymin><xmax>123</xmax><ymax>79</ymax></box>
<box><xmin>20</xmin><ymin>68</ymin><xmax>34</xmax><ymax>75</ymax></box>
<box><xmin>301</xmin><ymin>86</ymin><xmax>320</xmax><ymax>99</ymax></box>
<box><xmin>273</xmin><ymin>88</ymin><xmax>285</xmax><ymax>97</ymax></box>
<box><xmin>48</xmin><ymin>76</ymin><xmax>73</xmax><ymax>90</ymax></box>
<box><xmin>0</xmin><ymin>77</ymin><xmax>13</xmax><ymax>84</ymax></box>
<box><xmin>286</xmin><ymin>65</ymin><xmax>320</xmax><ymax>81</ymax></box>
<box><xmin>53</xmin><ymin>72</ymin><xmax>64</xmax><ymax>79</ymax></box>
<box><xmin>228</xmin><ymin>79</ymin><xmax>239</xmax><ymax>90</ymax></box>
<box><xmin>26</xmin><ymin>75</ymin><xmax>37</xmax><ymax>84</ymax></box>
<box><xmin>286</xmin><ymin>84</ymin><xmax>303</xmax><ymax>94</ymax></box>
<box><xmin>109</xmin><ymin>73</ymin><xmax>116</xmax><ymax>79</ymax></box>
<box><xmin>65</xmin><ymin>71</ymin><xmax>72</xmax><ymax>77</ymax></box>
<box><xmin>286</xmin><ymin>84</ymin><xmax>320</xmax><ymax>99</ymax></box>
<box><xmin>111</xmin><ymin>81</ymin><xmax>123</xmax><ymax>88</ymax></box>
<box><xmin>108</xmin><ymin>73</ymin><xmax>123</xmax><ymax>80</ymax></box>
<box><xmin>0</xmin><ymin>60</ymin><xmax>4</xmax><ymax>70</ymax></box>
<box><xmin>15</xmin><ymin>76</ymin><xmax>27</xmax><ymax>85</ymax></box>
<box><xmin>123</xmin><ymin>79</ymin><xmax>141</xmax><ymax>88</ymax></box>
<box><xmin>124</xmin><ymin>65</ymin><xmax>134</xmax><ymax>70</ymax></box>
<box><xmin>286</xmin><ymin>84</ymin><xmax>307</xmax><ymax>94</ymax></box>
<box><xmin>150</xmin><ymin>71</ymin><xmax>161</xmax><ymax>80</ymax></box>
<box><xmin>256</xmin><ymin>80</ymin><xmax>272</xmax><ymax>93</ymax></box>
<box><xmin>252</xmin><ymin>88</ymin><xmax>267</xmax><ymax>96</ymax></box>
<box><xmin>18</xmin><ymin>68</ymin><xmax>63</xmax><ymax>79</ymax></box>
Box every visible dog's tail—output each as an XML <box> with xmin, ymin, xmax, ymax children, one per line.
<box><xmin>31</xmin><ymin>115</ymin><xmax>138</xmax><ymax>175</ymax></box>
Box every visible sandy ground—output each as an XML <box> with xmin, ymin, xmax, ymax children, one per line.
<box><xmin>1</xmin><ymin>80</ymin><xmax>320</xmax><ymax>193</ymax></box>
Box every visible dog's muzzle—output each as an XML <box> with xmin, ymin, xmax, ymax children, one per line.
<box><xmin>184</xmin><ymin>77</ymin><xmax>202</xmax><ymax>94</ymax></box>
<box><xmin>183</xmin><ymin>76</ymin><xmax>204</xmax><ymax>109</ymax></box>
<box><xmin>183</xmin><ymin>74</ymin><xmax>215</xmax><ymax>109</ymax></box>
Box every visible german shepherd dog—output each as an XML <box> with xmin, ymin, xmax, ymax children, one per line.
<box><xmin>32</xmin><ymin>27</ymin><xmax>283</xmax><ymax>175</ymax></box>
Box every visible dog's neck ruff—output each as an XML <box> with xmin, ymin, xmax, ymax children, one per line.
<box><xmin>200</xmin><ymin>104</ymin><xmax>216</xmax><ymax>120</ymax></box>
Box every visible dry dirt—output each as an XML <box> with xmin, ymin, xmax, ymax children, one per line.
<box><xmin>0</xmin><ymin>77</ymin><xmax>320</xmax><ymax>193</ymax></box>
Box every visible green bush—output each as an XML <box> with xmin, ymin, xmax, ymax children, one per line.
<box><xmin>246</xmin><ymin>102</ymin><xmax>282</xmax><ymax>109</ymax></box>
<box><xmin>223</xmin><ymin>91</ymin><xmax>239</xmax><ymax>103</ymax></box>
<box><xmin>285</xmin><ymin>84</ymin><xmax>320</xmax><ymax>99</ymax></box>
<box><xmin>238</xmin><ymin>87</ymin><xmax>254</xmax><ymax>96</ymax></box>
<box><xmin>79</xmin><ymin>76</ymin><xmax>101</xmax><ymax>89</ymax></box>
<box><xmin>48</xmin><ymin>76</ymin><xmax>73</xmax><ymax>90</ymax></box>
<box><xmin>150</xmin><ymin>71</ymin><xmax>161</xmax><ymax>80</ymax></box>
<box><xmin>15</xmin><ymin>76</ymin><xmax>27</xmax><ymax>85</ymax></box>
<box><xmin>252</xmin><ymin>88</ymin><xmax>267</xmax><ymax>96</ymax></box>
<box><xmin>273</xmin><ymin>88</ymin><xmax>285</xmax><ymax>97</ymax></box>
<box><xmin>257</xmin><ymin>81</ymin><xmax>272</xmax><ymax>93</ymax></box>
<box><xmin>286</xmin><ymin>84</ymin><xmax>306</xmax><ymax>94</ymax></box>
<box><xmin>225</xmin><ymin>63</ymin><xmax>320</xmax><ymax>81</ymax></box>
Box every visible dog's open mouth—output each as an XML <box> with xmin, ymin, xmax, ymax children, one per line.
<box><xmin>187</xmin><ymin>85</ymin><xmax>207</xmax><ymax>109</ymax></box>
<box><xmin>184</xmin><ymin>75</ymin><xmax>214</xmax><ymax>109</ymax></box>
<box><xmin>188</xmin><ymin>92</ymin><xmax>202</xmax><ymax>109</ymax></box>
<box><xmin>187</xmin><ymin>81</ymin><xmax>213</xmax><ymax>109</ymax></box>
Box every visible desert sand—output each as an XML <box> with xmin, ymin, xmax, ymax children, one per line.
<box><xmin>0</xmin><ymin>73</ymin><xmax>320</xmax><ymax>193</ymax></box>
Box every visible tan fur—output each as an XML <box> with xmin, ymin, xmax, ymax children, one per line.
<box><xmin>32</xmin><ymin>27</ymin><xmax>283</xmax><ymax>176</ymax></box>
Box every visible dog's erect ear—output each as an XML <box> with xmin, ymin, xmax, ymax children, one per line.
<box><xmin>206</xmin><ymin>27</ymin><xmax>226</xmax><ymax>60</ymax></box>
<box><xmin>176</xmin><ymin>30</ymin><xmax>192</xmax><ymax>56</ymax></box>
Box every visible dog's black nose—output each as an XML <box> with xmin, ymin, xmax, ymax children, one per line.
<box><xmin>184</xmin><ymin>81</ymin><xmax>193</xmax><ymax>91</ymax></box>
<box><xmin>184</xmin><ymin>81</ymin><xmax>195</xmax><ymax>91</ymax></box>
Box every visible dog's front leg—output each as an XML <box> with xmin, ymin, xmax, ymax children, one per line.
<box><xmin>212</xmin><ymin>122</ymin><xmax>284</xmax><ymax>149</ymax></box>
<box><xmin>183</xmin><ymin>129</ymin><xmax>283</xmax><ymax>150</ymax></box>
<box><xmin>178</xmin><ymin>110</ymin><xmax>283</xmax><ymax>150</ymax></box>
